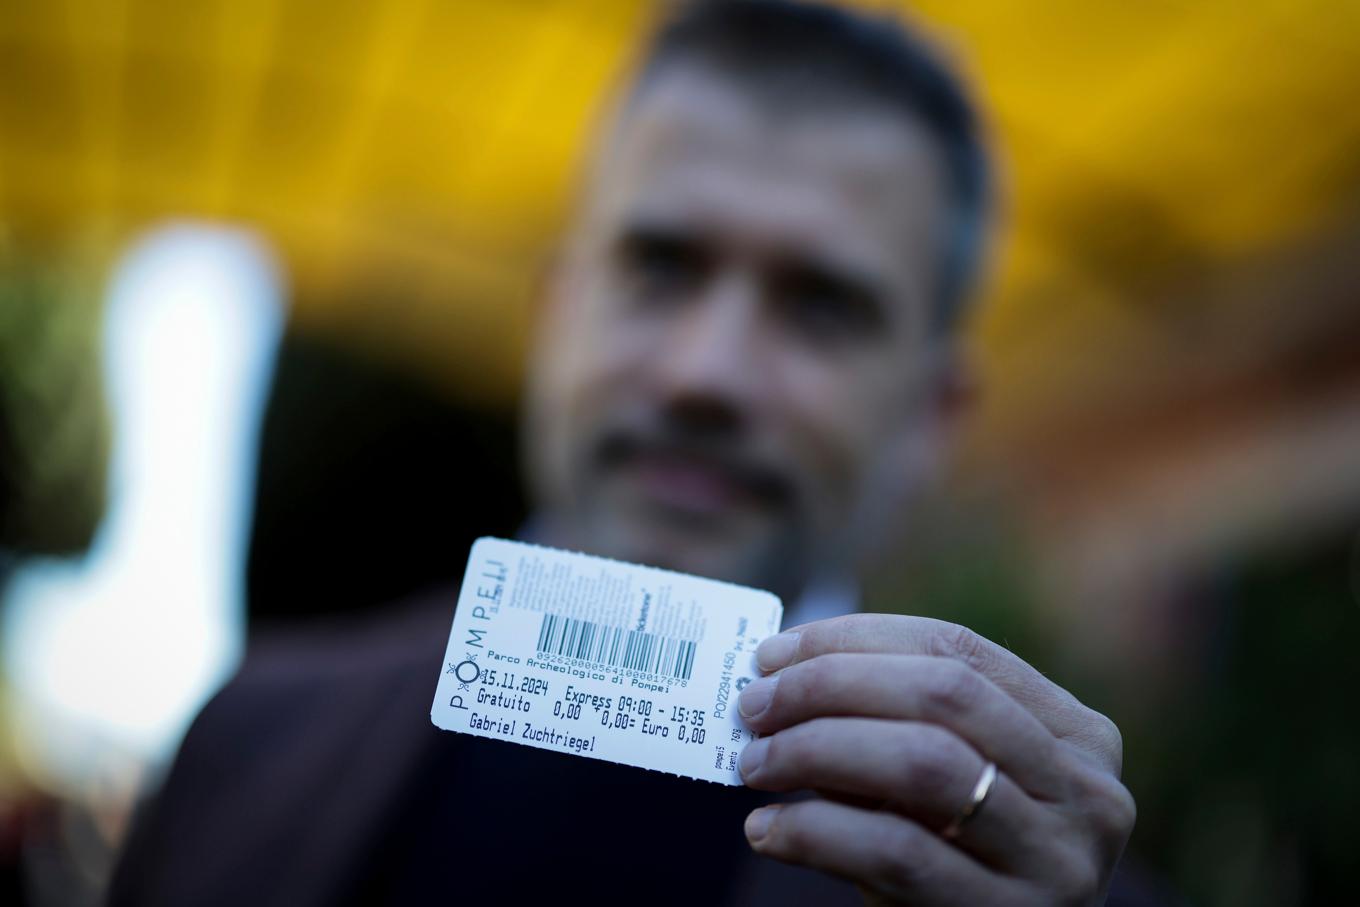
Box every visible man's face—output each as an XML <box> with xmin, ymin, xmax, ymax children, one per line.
<box><xmin>524</xmin><ymin>67</ymin><xmax>955</xmax><ymax>598</ymax></box>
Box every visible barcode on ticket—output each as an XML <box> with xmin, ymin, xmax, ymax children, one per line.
<box><xmin>536</xmin><ymin>613</ymin><xmax>697</xmax><ymax>681</ymax></box>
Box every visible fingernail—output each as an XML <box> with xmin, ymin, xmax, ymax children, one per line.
<box><xmin>738</xmin><ymin>673</ymin><xmax>779</xmax><ymax>719</ymax></box>
<box><xmin>745</xmin><ymin>805</ymin><xmax>779</xmax><ymax>844</ymax></box>
<box><xmin>739</xmin><ymin>736</ymin><xmax>769</xmax><ymax>780</ymax></box>
<box><xmin>756</xmin><ymin>631</ymin><xmax>800</xmax><ymax>672</ymax></box>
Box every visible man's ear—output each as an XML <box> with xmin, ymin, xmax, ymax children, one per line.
<box><xmin>531</xmin><ymin>246</ymin><xmax>566</xmax><ymax>319</ymax></box>
<box><xmin>930</xmin><ymin>343</ymin><xmax>978</xmax><ymax>435</ymax></box>
<box><xmin>527</xmin><ymin>246</ymin><xmax>586</xmax><ymax>362</ymax></box>
<box><xmin>534</xmin><ymin>234</ymin><xmax>598</xmax><ymax>324</ymax></box>
<box><xmin>851</xmin><ymin>348</ymin><xmax>976</xmax><ymax>564</ymax></box>
<box><xmin>895</xmin><ymin>344</ymin><xmax>977</xmax><ymax>488</ymax></box>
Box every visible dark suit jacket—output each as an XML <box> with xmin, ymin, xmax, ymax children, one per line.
<box><xmin>108</xmin><ymin>591</ymin><xmax>1173</xmax><ymax>906</ymax></box>
<box><xmin>107</xmin><ymin>591</ymin><xmax>860</xmax><ymax>905</ymax></box>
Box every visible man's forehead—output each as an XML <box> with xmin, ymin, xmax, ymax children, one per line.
<box><xmin>600</xmin><ymin>66</ymin><xmax>945</xmax><ymax>205</ymax></box>
<box><xmin>584</xmin><ymin>66</ymin><xmax>949</xmax><ymax>300</ymax></box>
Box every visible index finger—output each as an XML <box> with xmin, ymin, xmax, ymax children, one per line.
<box><xmin>757</xmin><ymin>613</ymin><xmax>1123</xmax><ymax>775</ymax></box>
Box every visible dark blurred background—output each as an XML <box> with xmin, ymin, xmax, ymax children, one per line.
<box><xmin>2</xmin><ymin>2</ymin><xmax>1358</xmax><ymax>905</ymax></box>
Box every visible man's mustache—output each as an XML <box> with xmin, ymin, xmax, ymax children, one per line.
<box><xmin>591</xmin><ymin>426</ymin><xmax>796</xmax><ymax>509</ymax></box>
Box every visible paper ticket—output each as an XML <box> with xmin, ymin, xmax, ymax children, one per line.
<box><xmin>431</xmin><ymin>537</ymin><xmax>784</xmax><ymax>785</ymax></box>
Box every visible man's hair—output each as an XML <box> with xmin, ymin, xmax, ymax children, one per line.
<box><xmin>633</xmin><ymin>0</ymin><xmax>991</xmax><ymax>336</ymax></box>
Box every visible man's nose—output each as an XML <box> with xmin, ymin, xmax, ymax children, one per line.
<box><xmin>650</xmin><ymin>272</ymin><xmax>766</xmax><ymax>431</ymax></box>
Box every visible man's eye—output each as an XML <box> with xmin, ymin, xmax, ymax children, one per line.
<box><xmin>618</xmin><ymin>233</ymin><xmax>706</xmax><ymax>300</ymax></box>
<box><xmin>777</xmin><ymin>272</ymin><xmax>883</xmax><ymax>342</ymax></box>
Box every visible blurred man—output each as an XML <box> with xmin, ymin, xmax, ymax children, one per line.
<box><xmin>111</xmin><ymin>2</ymin><xmax>1137</xmax><ymax>904</ymax></box>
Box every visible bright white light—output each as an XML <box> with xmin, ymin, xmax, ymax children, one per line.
<box><xmin>2</xmin><ymin>223</ymin><xmax>285</xmax><ymax>792</ymax></box>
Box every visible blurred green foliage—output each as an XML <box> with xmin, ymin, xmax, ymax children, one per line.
<box><xmin>1145</xmin><ymin>536</ymin><xmax>1360</xmax><ymax>907</ymax></box>
<box><xmin>0</xmin><ymin>233</ymin><xmax>110</xmax><ymax>557</ymax></box>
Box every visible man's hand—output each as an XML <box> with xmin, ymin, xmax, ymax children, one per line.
<box><xmin>737</xmin><ymin>614</ymin><xmax>1135</xmax><ymax>905</ymax></box>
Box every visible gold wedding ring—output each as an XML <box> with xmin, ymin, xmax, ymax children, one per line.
<box><xmin>943</xmin><ymin>761</ymin><xmax>997</xmax><ymax>840</ymax></box>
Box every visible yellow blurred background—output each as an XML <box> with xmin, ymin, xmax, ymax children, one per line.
<box><xmin>4</xmin><ymin>0</ymin><xmax>1356</xmax><ymax>407</ymax></box>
